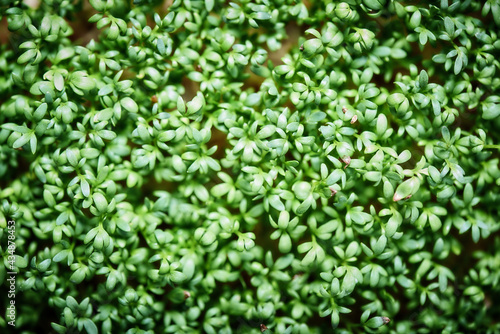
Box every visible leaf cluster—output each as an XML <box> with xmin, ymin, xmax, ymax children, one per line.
<box><xmin>1</xmin><ymin>0</ymin><xmax>500</xmax><ymax>333</ymax></box>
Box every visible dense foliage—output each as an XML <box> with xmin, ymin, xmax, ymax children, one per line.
<box><xmin>1</xmin><ymin>0</ymin><xmax>500</xmax><ymax>332</ymax></box>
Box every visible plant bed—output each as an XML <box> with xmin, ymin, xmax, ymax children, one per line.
<box><xmin>1</xmin><ymin>0</ymin><xmax>500</xmax><ymax>333</ymax></box>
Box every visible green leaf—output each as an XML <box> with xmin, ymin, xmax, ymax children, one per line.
<box><xmin>187</xmin><ymin>93</ymin><xmax>205</xmax><ymax>115</ymax></box>
<box><xmin>71</xmin><ymin>72</ymin><xmax>95</xmax><ymax>91</ymax></box>
<box><xmin>385</xmin><ymin>214</ymin><xmax>401</xmax><ymax>238</ymax></box>
<box><xmin>293</xmin><ymin>83</ymin><xmax>307</xmax><ymax>92</ymax></box>
<box><xmin>303</xmin><ymin>38</ymin><xmax>323</xmax><ymax>57</ymax></box>
<box><xmin>80</xmin><ymin>148</ymin><xmax>100</xmax><ymax>159</ymax></box>
<box><xmin>444</xmin><ymin>16</ymin><xmax>454</xmax><ymax>36</ymax></box>
<box><xmin>278</xmin><ymin>233</ymin><xmax>292</xmax><ymax>253</ymax></box>
<box><xmin>387</xmin><ymin>93</ymin><xmax>406</xmax><ymax>106</ymax></box>
<box><xmin>373</xmin><ymin>235</ymin><xmax>387</xmax><ymax>255</ymax></box>
<box><xmin>188</xmin><ymin>71</ymin><xmax>204</xmax><ymax>82</ymax></box>
<box><xmin>409</xmin><ymin>10</ymin><xmax>421</xmax><ymax>28</ymax></box>
<box><xmin>428</xmin><ymin>214</ymin><xmax>442</xmax><ymax>232</ymax></box>
<box><xmin>463</xmin><ymin>183</ymin><xmax>473</xmax><ymax>204</ymax></box>
<box><xmin>265</xmin><ymin>192</ymin><xmax>284</xmax><ymax>211</ymax></box>
<box><xmin>245</xmin><ymin>93</ymin><xmax>261</xmax><ymax>106</ymax></box>
<box><xmin>345</xmin><ymin>241</ymin><xmax>359</xmax><ymax>258</ymax></box>
<box><xmin>212</xmin><ymin>183</ymin><xmax>230</xmax><ymax>197</ymax></box>
<box><xmin>335</xmin><ymin>2</ymin><xmax>351</xmax><ymax>19</ymax></box>
<box><xmin>14</xmin><ymin>255</ymin><xmax>28</xmax><ymax>268</ymax></box>
<box><xmin>274</xmin><ymin>254</ymin><xmax>294</xmax><ymax>270</ymax></box>
<box><xmin>70</xmin><ymin>268</ymin><xmax>86</xmax><ymax>283</ymax></box>
<box><xmin>393</xmin><ymin>177</ymin><xmax>420</xmax><ymax>201</ymax></box>
<box><xmin>18</xmin><ymin>48</ymin><xmax>37</xmax><ymax>64</ymax></box>
<box><xmin>257</xmin><ymin>125</ymin><xmax>276</xmax><ymax>139</ymax></box>
<box><xmin>437</xmin><ymin>185</ymin><xmax>455</xmax><ymax>200</ymax></box>
<box><xmin>13</xmin><ymin>132</ymin><xmax>32</xmax><ymax>149</ymax></box>
<box><xmin>51</xmin><ymin>323</ymin><xmax>67</xmax><ymax>334</ymax></box>
<box><xmin>53</xmin><ymin>250</ymin><xmax>70</xmax><ymax>262</ymax></box>
<box><xmin>253</xmin><ymin>11</ymin><xmax>271</xmax><ymax>20</ymax></box>
<box><xmin>293</xmin><ymin>181</ymin><xmax>312</xmax><ymax>200</ymax></box>
<box><xmin>363</xmin><ymin>0</ymin><xmax>384</xmax><ymax>10</ymax></box>
<box><xmin>98</xmin><ymin>84</ymin><xmax>113</xmax><ymax>96</ymax></box>
<box><xmin>170</xmin><ymin>271</ymin><xmax>187</xmax><ymax>283</ymax></box>
<box><xmin>376</xmin><ymin>114</ymin><xmax>388</xmax><ymax>136</ymax></box>
<box><xmin>54</xmin><ymin>72</ymin><xmax>65</xmax><ymax>91</ymax></box>
<box><xmin>43</xmin><ymin>189</ymin><xmax>56</xmax><ymax>207</ymax></box>
<box><xmin>310</xmin><ymin>111</ymin><xmax>326</xmax><ymax>122</ymax></box>
<box><xmin>418</xmin><ymin>70</ymin><xmax>428</xmax><ymax>88</ymax></box>
<box><xmin>121</xmin><ymin>97</ymin><xmax>138</xmax><ymax>113</ymax></box>
<box><xmin>365</xmin><ymin>316</ymin><xmax>390</xmax><ymax>328</ymax></box>
<box><xmin>296</xmin><ymin>196</ymin><xmax>312</xmax><ymax>215</ymax></box>
<box><xmin>117</xmin><ymin>219</ymin><xmax>131</xmax><ymax>232</ymax></box>
<box><xmin>365</xmin><ymin>171</ymin><xmax>381</xmax><ymax>182</ymax></box>
<box><xmin>83</xmin><ymin>319</ymin><xmax>98</xmax><ymax>334</ymax></box>
<box><xmin>93</xmin><ymin>193</ymin><xmax>108</xmax><ymax>213</ymax></box>
<box><xmin>454</xmin><ymin>52</ymin><xmax>464</xmax><ymax>75</ymax></box>
<box><xmin>205</xmin><ymin>0</ymin><xmax>214</xmax><ymax>11</ymax></box>
<box><xmin>196</xmin><ymin>228</ymin><xmax>216</xmax><ymax>246</ymax></box>
<box><xmin>107</xmin><ymin>22</ymin><xmax>119</xmax><ymax>39</ymax></box>
<box><xmin>482</xmin><ymin>101</ymin><xmax>500</xmax><ymax>120</ymax></box>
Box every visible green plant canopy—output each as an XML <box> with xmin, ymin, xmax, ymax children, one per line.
<box><xmin>1</xmin><ymin>0</ymin><xmax>500</xmax><ymax>333</ymax></box>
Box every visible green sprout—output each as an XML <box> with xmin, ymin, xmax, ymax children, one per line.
<box><xmin>1</xmin><ymin>0</ymin><xmax>500</xmax><ymax>333</ymax></box>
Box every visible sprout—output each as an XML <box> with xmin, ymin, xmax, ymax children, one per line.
<box><xmin>0</xmin><ymin>0</ymin><xmax>499</xmax><ymax>332</ymax></box>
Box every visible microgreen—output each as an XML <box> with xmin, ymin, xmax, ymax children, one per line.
<box><xmin>1</xmin><ymin>0</ymin><xmax>500</xmax><ymax>333</ymax></box>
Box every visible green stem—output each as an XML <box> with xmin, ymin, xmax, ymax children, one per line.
<box><xmin>484</xmin><ymin>145</ymin><xmax>500</xmax><ymax>149</ymax></box>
